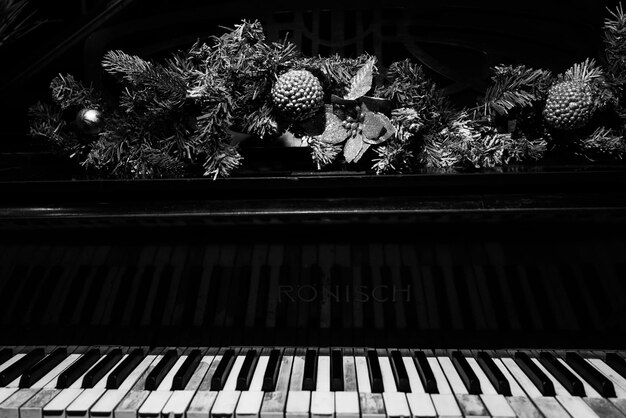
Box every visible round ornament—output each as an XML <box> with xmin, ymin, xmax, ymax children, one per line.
<box><xmin>543</xmin><ymin>81</ymin><xmax>595</xmax><ymax>130</ymax></box>
<box><xmin>76</xmin><ymin>108</ymin><xmax>104</xmax><ymax>136</ymax></box>
<box><xmin>271</xmin><ymin>70</ymin><xmax>324</xmax><ymax>122</ymax></box>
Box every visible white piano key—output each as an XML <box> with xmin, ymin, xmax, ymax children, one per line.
<box><xmin>161</xmin><ymin>390</ymin><xmax>195</xmax><ymax>418</ymax></box>
<box><xmin>455</xmin><ymin>394</ymin><xmax>489</xmax><ymax>418</ymax></box>
<box><xmin>311</xmin><ymin>391</ymin><xmax>334</xmax><ymax>418</ymax></box>
<box><xmin>611</xmin><ymin>398</ymin><xmax>626</xmax><ymax>416</ymax></box>
<box><xmin>186</xmin><ymin>391</ymin><xmax>218</xmax><ymax>418</ymax></box>
<box><xmin>406</xmin><ymin>393</ymin><xmax>436</xmax><ymax>417</ymax></box>
<box><xmin>355</xmin><ymin>356</ymin><xmax>371</xmax><ymax>393</ymax></box>
<box><xmin>430</xmin><ymin>394</ymin><xmax>462</xmax><ymax>418</ymax></box>
<box><xmin>223</xmin><ymin>356</ymin><xmax>247</xmax><ymax>391</ymax></box>
<box><xmin>260</xmin><ymin>353</ymin><xmax>293</xmax><ymax>418</ymax></box>
<box><xmin>466</xmin><ymin>358</ymin><xmax>497</xmax><ymax>395</ymax></box>
<box><xmin>505</xmin><ymin>396</ymin><xmax>543</xmax><ymax>418</ymax></box>
<box><xmin>115</xmin><ymin>390</ymin><xmax>151</xmax><ymax>418</ymax></box>
<box><xmin>359</xmin><ymin>392</ymin><xmax>385</xmax><ymax>418</ymax></box>
<box><xmin>289</xmin><ymin>355</ymin><xmax>305</xmax><ymax>391</ymax></box>
<box><xmin>33</xmin><ymin>354</ymin><xmax>81</xmax><ymax>389</ymax></box>
<box><xmin>426</xmin><ymin>358</ymin><xmax>451</xmax><ymax>394</ymax></box>
<box><xmin>379</xmin><ymin>357</ymin><xmax>397</xmax><ymax>392</ymax></box>
<box><xmin>66</xmin><ymin>387</ymin><xmax>106</xmax><ymax>417</ymax></box>
<box><xmin>479</xmin><ymin>394</ymin><xmax>516</xmax><ymax>418</ymax></box>
<box><xmin>211</xmin><ymin>390</ymin><xmax>241</xmax><ymax>418</ymax></box>
<box><xmin>402</xmin><ymin>357</ymin><xmax>424</xmax><ymax>393</ymax></box>
<box><xmin>531</xmin><ymin>358</ymin><xmax>570</xmax><ymax>396</ymax></box>
<box><xmin>587</xmin><ymin>358</ymin><xmax>626</xmax><ymax>398</ymax></box>
<box><xmin>235</xmin><ymin>391</ymin><xmax>264</xmax><ymax>418</ymax></box>
<box><xmin>249</xmin><ymin>356</ymin><xmax>269</xmax><ymax>391</ymax></box>
<box><xmin>533</xmin><ymin>396</ymin><xmax>571</xmax><ymax>418</ymax></box>
<box><xmin>500</xmin><ymin>357</ymin><xmax>542</xmax><ymax>397</ymax></box>
<box><xmin>491</xmin><ymin>358</ymin><xmax>525</xmax><ymax>396</ymax></box>
<box><xmin>19</xmin><ymin>388</ymin><xmax>59</xmax><ymax>418</ymax></box>
<box><xmin>342</xmin><ymin>356</ymin><xmax>357</xmax><ymax>392</ymax></box>
<box><xmin>383</xmin><ymin>392</ymin><xmax>410</xmax><ymax>418</ymax></box>
<box><xmin>91</xmin><ymin>354</ymin><xmax>127</xmax><ymax>390</ymax></box>
<box><xmin>285</xmin><ymin>391</ymin><xmax>310</xmax><ymax>418</ymax></box>
<box><xmin>0</xmin><ymin>388</ymin><xmax>38</xmax><ymax>418</ymax></box>
<box><xmin>334</xmin><ymin>392</ymin><xmax>359</xmax><ymax>418</ymax></box>
<box><xmin>437</xmin><ymin>357</ymin><xmax>467</xmax><ymax>394</ymax></box>
<box><xmin>138</xmin><ymin>391</ymin><xmax>172</xmax><ymax>418</ymax></box>
<box><xmin>556</xmin><ymin>395</ymin><xmax>601</xmax><ymax>418</ymax></box>
<box><xmin>89</xmin><ymin>354</ymin><xmax>160</xmax><ymax>418</ymax></box>
<box><xmin>186</xmin><ymin>355</ymin><xmax>215</xmax><ymax>390</ymax></box>
<box><xmin>584</xmin><ymin>397</ymin><xmax>625</xmax><ymax>418</ymax></box>
<box><xmin>157</xmin><ymin>355</ymin><xmax>188</xmax><ymax>391</ymax></box>
<box><xmin>316</xmin><ymin>356</ymin><xmax>330</xmax><ymax>392</ymax></box>
<box><xmin>43</xmin><ymin>388</ymin><xmax>83</xmax><ymax>418</ymax></box>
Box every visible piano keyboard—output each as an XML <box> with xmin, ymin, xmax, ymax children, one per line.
<box><xmin>1</xmin><ymin>347</ymin><xmax>626</xmax><ymax>418</ymax></box>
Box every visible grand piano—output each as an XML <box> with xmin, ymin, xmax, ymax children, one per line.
<box><xmin>1</xmin><ymin>1</ymin><xmax>626</xmax><ymax>417</ymax></box>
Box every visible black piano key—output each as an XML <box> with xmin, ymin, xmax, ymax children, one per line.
<box><xmin>20</xmin><ymin>347</ymin><xmax>67</xmax><ymax>388</ymax></box>
<box><xmin>211</xmin><ymin>349</ymin><xmax>236</xmax><ymax>390</ymax></box>
<box><xmin>606</xmin><ymin>353</ymin><xmax>626</xmax><ymax>380</ymax></box>
<box><xmin>514</xmin><ymin>352</ymin><xmax>555</xmax><ymax>396</ymax></box>
<box><xmin>0</xmin><ymin>348</ymin><xmax>13</xmax><ymax>366</ymax></box>
<box><xmin>389</xmin><ymin>350</ymin><xmax>410</xmax><ymax>393</ymax></box>
<box><xmin>566</xmin><ymin>352</ymin><xmax>616</xmax><ymax>397</ymax></box>
<box><xmin>539</xmin><ymin>352</ymin><xmax>585</xmax><ymax>396</ymax></box>
<box><xmin>302</xmin><ymin>349</ymin><xmax>318</xmax><ymax>391</ymax></box>
<box><xmin>477</xmin><ymin>352</ymin><xmax>510</xmax><ymax>396</ymax></box>
<box><xmin>331</xmin><ymin>349</ymin><xmax>344</xmax><ymax>391</ymax></box>
<box><xmin>262</xmin><ymin>349</ymin><xmax>281</xmax><ymax>391</ymax></box>
<box><xmin>236</xmin><ymin>350</ymin><xmax>258</xmax><ymax>391</ymax></box>
<box><xmin>145</xmin><ymin>349</ymin><xmax>178</xmax><ymax>391</ymax></box>
<box><xmin>172</xmin><ymin>349</ymin><xmax>202</xmax><ymax>390</ymax></box>
<box><xmin>107</xmin><ymin>348</ymin><xmax>144</xmax><ymax>389</ymax></box>
<box><xmin>56</xmin><ymin>348</ymin><xmax>101</xmax><ymax>389</ymax></box>
<box><xmin>82</xmin><ymin>348</ymin><xmax>122</xmax><ymax>389</ymax></box>
<box><xmin>0</xmin><ymin>348</ymin><xmax>45</xmax><ymax>385</ymax></box>
<box><xmin>366</xmin><ymin>349</ymin><xmax>384</xmax><ymax>393</ymax></box>
<box><xmin>413</xmin><ymin>351</ymin><xmax>438</xmax><ymax>394</ymax></box>
<box><xmin>451</xmin><ymin>351</ymin><xmax>482</xmax><ymax>394</ymax></box>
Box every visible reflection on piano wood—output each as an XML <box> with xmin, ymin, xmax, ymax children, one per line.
<box><xmin>1</xmin><ymin>237</ymin><xmax>625</xmax><ymax>348</ymax></box>
<box><xmin>1</xmin><ymin>346</ymin><xmax>626</xmax><ymax>418</ymax></box>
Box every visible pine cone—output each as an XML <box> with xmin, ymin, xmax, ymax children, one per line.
<box><xmin>271</xmin><ymin>70</ymin><xmax>324</xmax><ymax>121</ymax></box>
<box><xmin>543</xmin><ymin>81</ymin><xmax>595</xmax><ymax>130</ymax></box>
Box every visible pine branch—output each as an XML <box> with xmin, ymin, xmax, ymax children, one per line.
<box><xmin>50</xmin><ymin>74</ymin><xmax>102</xmax><ymax>110</ymax></box>
<box><xmin>579</xmin><ymin>126</ymin><xmax>626</xmax><ymax>158</ymax></box>
<box><xmin>308</xmin><ymin>137</ymin><xmax>343</xmax><ymax>169</ymax></box>
<box><xmin>481</xmin><ymin>65</ymin><xmax>553</xmax><ymax>117</ymax></box>
<box><xmin>604</xmin><ymin>3</ymin><xmax>626</xmax><ymax>86</ymax></box>
<box><xmin>0</xmin><ymin>0</ymin><xmax>45</xmax><ymax>47</ymax></box>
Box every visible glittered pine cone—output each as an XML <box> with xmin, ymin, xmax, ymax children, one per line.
<box><xmin>271</xmin><ymin>70</ymin><xmax>324</xmax><ymax>122</ymax></box>
<box><xmin>543</xmin><ymin>81</ymin><xmax>595</xmax><ymax>130</ymax></box>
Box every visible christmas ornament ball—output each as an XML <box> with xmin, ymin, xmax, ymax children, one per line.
<box><xmin>271</xmin><ymin>70</ymin><xmax>324</xmax><ymax>122</ymax></box>
<box><xmin>543</xmin><ymin>81</ymin><xmax>595</xmax><ymax>130</ymax></box>
<box><xmin>76</xmin><ymin>108</ymin><xmax>104</xmax><ymax>135</ymax></box>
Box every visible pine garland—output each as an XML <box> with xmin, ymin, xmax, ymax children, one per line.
<box><xmin>28</xmin><ymin>6</ymin><xmax>626</xmax><ymax>179</ymax></box>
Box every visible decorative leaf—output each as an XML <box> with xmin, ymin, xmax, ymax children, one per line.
<box><xmin>344</xmin><ymin>58</ymin><xmax>375</xmax><ymax>100</ymax></box>
<box><xmin>354</xmin><ymin>142</ymin><xmax>371</xmax><ymax>162</ymax></box>
<box><xmin>318</xmin><ymin>112</ymin><xmax>349</xmax><ymax>144</ymax></box>
<box><xmin>343</xmin><ymin>133</ymin><xmax>364</xmax><ymax>162</ymax></box>
<box><xmin>362</xmin><ymin>112</ymin><xmax>396</xmax><ymax>145</ymax></box>
<box><xmin>362</xmin><ymin>111</ymin><xmax>384</xmax><ymax>141</ymax></box>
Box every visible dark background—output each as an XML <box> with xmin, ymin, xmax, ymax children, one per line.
<box><xmin>0</xmin><ymin>0</ymin><xmax>622</xmax><ymax>175</ymax></box>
